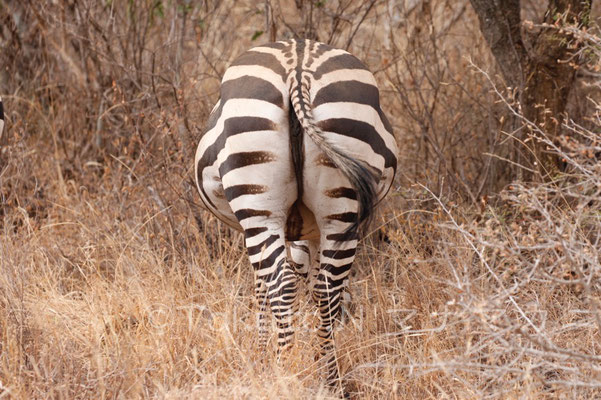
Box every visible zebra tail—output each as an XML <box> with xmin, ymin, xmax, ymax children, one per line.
<box><xmin>289</xmin><ymin>81</ymin><xmax>379</xmax><ymax>237</ymax></box>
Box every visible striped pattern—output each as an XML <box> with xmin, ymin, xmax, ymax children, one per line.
<box><xmin>194</xmin><ymin>39</ymin><xmax>397</xmax><ymax>391</ymax></box>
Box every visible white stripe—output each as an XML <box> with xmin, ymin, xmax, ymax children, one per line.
<box><xmin>247</xmin><ymin>239</ymin><xmax>283</xmax><ymax>265</ymax></box>
<box><xmin>255</xmin><ymin>260</ymin><xmax>287</xmax><ymax>279</ymax></box>
<box><xmin>248</xmin><ymin>44</ymin><xmax>290</xmax><ymax>59</ymax></box>
<box><xmin>195</xmin><ymin>98</ymin><xmax>285</xmax><ymax>166</ymax></box>
<box><xmin>314</xmin><ymin>268</ymin><xmax>352</xmax><ymax>282</ymax></box>
<box><xmin>315</xmin><ymin>69</ymin><xmax>376</xmax><ymax>88</ymax></box>
<box><xmin>222</xmin><ymin>65</ymin><xmax>287</xmax><ymax>87</ymax></box>
<box><xmin>313</xmin><ymin>102</ymin><xmax>397</xmax><ymax>153</ymax></box>
<box><xmin>307</xmin><ymin>48</ymin><xmax>350</xmax><ymax>71</ymax></box>
<box><xmin>244</xmin><ymin>230</ymin><xmax>275</xmax><ymax>247</ymax></box>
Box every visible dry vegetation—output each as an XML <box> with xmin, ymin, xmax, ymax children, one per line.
<box><xmin>1</xmin><ymin>0</ymin><xmax>601</xmax><ymax>398</ymax></box>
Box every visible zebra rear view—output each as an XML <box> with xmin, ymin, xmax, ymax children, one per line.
<box><xmin>194</xmin><ymin>39</ymin><xmax>397</xmax><ymax>392</ymax></box>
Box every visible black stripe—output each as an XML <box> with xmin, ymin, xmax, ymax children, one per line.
<box><xmin>0</xmin><ymin>100</ymin><xmax>4</xmax><ymax>120</ymax></box>
<box><xmin>231</xmin><ymin>50</ymin><xmax>287</xmax><ymax>81</ymax></box>
<box><xmin>326</xmin><ymin>212</ymin><xmax>357</xmax><ymax>223</ymax></box>
<box><xmin>305</xmin><ymin>40</ymin><xmax>317</xmax><ymax>69</ymax></box>
<box><xmin>314</xmin><ymin>80</ymin><xmax>379</xmax><ymax>108</ymax></box>
<box><xmin>224</xmin><ymin>184</ymin><xmax>267</xmax><ymax>201</ymax></box>
<box><xmin>252</xmin><ymin>245</ymin><xmax>285</xmax><ymax>270</ymax></box>
<box><xmin>222</xmin><ymin>76</ymin><xmax>284</xmax><ymax>108</ymax></box>
<box><xmin>197</xmin><ymin>116</ymin><xmax>276</xmax><ymax>175</ymax></box>
<box><xmin>235</xmin><ymin>209</ymin><xmax>272</xmax><ymax>221</ymax></box>
<box><xmin>271</xmin><ymin>299</ymin><xmax>296</xmax><ymax>309</ymax></box>
<box><xmin>272</xmin><ymin>288</ymin><xmax>297</xmax><ymax>300</ymax></box>
<box><xmin>318</xmin><ymin>118</ymin><xmax>396</xmax><ymax>171</ymax></box>
<box><xmin>313</xmin><ymin>42</ymin><xmax>334</xmax><ymax>58</ymax></box>
<box><xmin>247</xmin><ymin>234</ymin><xmax>280</xmax><ymax>256</ymax></box>
<box><xmin>313</xmin><ymin>53</ymin><xmax>369</xmax><ymax>80</ymax></box>
<box><xmin>219</xmin><ymin>151</ymin><xmax>276</xmax><ymax>177</ymax></box>
<box><xmin>313</xmin><ymin>280</ymin><xmax>345</xmax><ymax>291</ymax></box>
<box><xmin>320</xmin><ymin>262</ymin><xmax>354</xmax><ymax>273</ymax></box>
<box><xmin>313</xmin><ymin>80</ymin><xmax>393</xmax><ymax>134</ymax></box>
<box><xmin>245</xmin><ymin>227</ymin><xmax>268</xmax><ymax>239</ymax></box>
<box><xmin>322</xmin><ymin>248</ymin><xmax>356</xmax><ymax>259</ymax></box>
<box><xmin>278</xmin><ymin>331</ymin><xmax>294</xmax><ymax>340</ymax></box>
<box><xmin>279</xmin><ymin>285</ymin><xmax>297</xmax><ymax>295</ymax></box>
<box><xmin>314</xmin><ymin>270</ymin><xmax>351</xmax><ymax>292</ymax></box>
<box><xmin>326</xmin><ymin>232</ymin><xmax>358</xmax><ymax>241</ymax></box>
<box><xmin>325</xmin><ymin>187</ymin><xmax>357</xmax><ymax>200</ymax></box>
<box><xmin>223</xmin><ymin>116</ymin><xmax>276</xmax><ymax>136</ymax></box>
<box><xmin>197</xmin><ymin>117</ymin><xmax>276</xmax><ymax>208</ymax></box>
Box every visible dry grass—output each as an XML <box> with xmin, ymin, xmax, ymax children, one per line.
<box><xmin>1</xmin><ymin>1</ymin><xmax>601</xmax><ymax>398</ymax></box>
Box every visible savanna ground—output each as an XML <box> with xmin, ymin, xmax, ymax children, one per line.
<box><xmin>1</xmin><ymin>1</ymin><xmax>601</xmax><ymax>398</ymax></box>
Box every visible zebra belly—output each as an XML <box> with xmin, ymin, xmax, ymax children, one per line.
<box><xmin>285</xmin><ymin>199</ymin><xmax>319</xmax><ymax>241</ymax></box>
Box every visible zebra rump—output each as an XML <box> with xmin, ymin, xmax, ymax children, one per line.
<box><xmin>288</xmin><ymin>104</ymin><xmax>378</xmax><ymax>237</ymax></box>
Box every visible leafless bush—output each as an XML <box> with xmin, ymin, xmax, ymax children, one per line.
<box><xmin>386</xmin><ymin>24</ymin><xmax>601</xmax><ymax>396</ymax></box>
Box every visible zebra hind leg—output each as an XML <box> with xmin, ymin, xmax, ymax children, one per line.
<box><xmin>245</xmin><ymin>228</ymin><xmax>299</xmax><ymax>353</ymax></box>
<box><xmin>313</xmin><ymin>230</ymin><xmax>357</xmax><ymax>394</ymax></box>
<box><xmin>254</xmin><ymin>278</ymin><xmax>269</xmax><ymax>349</ymax></box>
<box><xmin>288</xmin><ymin>240</ymin><xmax>311</xmax><ymax>280</ymax></box>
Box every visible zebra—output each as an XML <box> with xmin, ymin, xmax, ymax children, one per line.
<box><xmin>194</xmin><ymin>38</ymin><xmax>398</xmax><ymax>391</ymax></box>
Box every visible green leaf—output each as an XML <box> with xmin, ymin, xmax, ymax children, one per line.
<box><xmin>251</xmin><ymin>30</ymin><xmax>264</xmax><ymax>41</ymax></box>
<box><xmin>153</xmin><ymin>1</ymin><xmax>164</xmax><ymax>19</ymax></box>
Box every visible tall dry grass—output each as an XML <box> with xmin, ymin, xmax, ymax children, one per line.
<box><xmin>1</xmin><ymin>0</ymin><xmax>601</xmax><ymax>398</ymax></box>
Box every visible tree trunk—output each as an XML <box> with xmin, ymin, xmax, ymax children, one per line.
<box><xmin>469</xmin><ymin>0</ymin><xmax>592</xmax><ymax>180</ymax></box>
<box><xmin>469</xmin><ymin>0</ymin><xmax>528</xmax><ymax>90</ymax></box>
<box><xmin>521</xmin><ymin>0</ymin><xmax>591</xmax><ymax>178</ymax></box>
